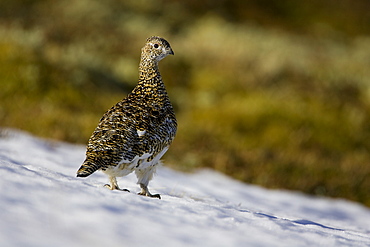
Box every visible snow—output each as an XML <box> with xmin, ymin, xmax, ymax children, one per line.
<box><xmin>0</xmin><ymin>128</ymin><xmax>369</xmax><ymax>247</ymax></box>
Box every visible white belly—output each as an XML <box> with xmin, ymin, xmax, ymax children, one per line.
<box><xmin>136</xmin><ymin>146</ymin><xmax>169</xmax><ymax>171</ymax></box>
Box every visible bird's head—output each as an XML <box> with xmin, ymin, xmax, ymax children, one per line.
<box><xmin>141</xmin><ymin>36</ymin><xmax>174</xmax><ymax>62</ymax></box>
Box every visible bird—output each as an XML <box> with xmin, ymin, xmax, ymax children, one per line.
<box><xmin>76</xmin><ymin>36</ymin><xmax>177</xmax><ymax>199</ymax></box>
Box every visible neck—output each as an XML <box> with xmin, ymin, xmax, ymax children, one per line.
<box><xmin>130</xmin><ymin>56</ymin><xmax>169</xmax><ymax>103</ymax></box>
<box><xmin>138</xmin><ymin>57</ymin><xmax>163</xmax><ymax>87</ymax></box>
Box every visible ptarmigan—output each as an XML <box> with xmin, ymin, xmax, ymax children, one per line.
<box><xmin>76</xmin><ymin>36</ymin><xmax>177</xmax><ymax>199</ymax></box>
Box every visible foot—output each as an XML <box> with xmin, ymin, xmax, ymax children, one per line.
<box><xmin>104</xmin><ymin>184</ymin><xmax>130</xmax><ymax>192</ymax></box>
<box><xmin>138</xmin><ymin>183</ymin><xmax>161</xmax><ymax>199</ymax></box>
<box><xmin>138</xmin><ymin>191</ymin><xmax>161</xmax><ymax>199</ymax></box>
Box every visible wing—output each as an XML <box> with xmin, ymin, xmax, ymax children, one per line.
<box><xmin>85</xmin><ymin>100</ymin><xmax>149</xmax><ymax>170</ymax></box>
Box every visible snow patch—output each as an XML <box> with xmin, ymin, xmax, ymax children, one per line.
<box><xmin>0</xmin><ymin>128</ymin><xmax>369</xmax><ymax>247</ymax></box>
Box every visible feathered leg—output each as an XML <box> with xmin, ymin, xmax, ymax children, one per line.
<box><xmin>135</xmin><ymin>166</ymin><xmax>160</xmax><ymax>199</ymax></box>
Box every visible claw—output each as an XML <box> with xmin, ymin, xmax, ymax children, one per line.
<box><xmin>151</xmin><ymin>193</ymin><xmax>161</xmax><ymax>199</ymax></box>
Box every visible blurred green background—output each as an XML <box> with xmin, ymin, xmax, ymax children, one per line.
<box><xmin>1</xmin><ymin>0</ymin><xmax>369</xmax><ymax>206</ymax></box>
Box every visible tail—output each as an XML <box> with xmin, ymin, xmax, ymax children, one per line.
<box><xmin>76</xmin><ymin>159</ymin><xmax>100</xmax><ymax>177</ymax></box>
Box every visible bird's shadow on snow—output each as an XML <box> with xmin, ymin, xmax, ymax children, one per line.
<box><xmin>252</xmin><ymin>211</ymin><xmax>345</xmax><ymax>231</ymax></box>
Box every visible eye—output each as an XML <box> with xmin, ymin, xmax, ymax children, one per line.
<box><xmin>153</xmin><ymin>43</ymin><xmax>159</xmax><ymax>48</ymax></box>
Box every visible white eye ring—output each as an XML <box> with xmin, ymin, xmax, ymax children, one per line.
<box><xmin>153</xmin><ymin>43</ymin><xmax>159</xmax><ymax>48</ymax></box>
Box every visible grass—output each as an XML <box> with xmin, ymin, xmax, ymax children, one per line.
<box><xmin>0</xmin><ymin>1</ymin><xmax>369</xmax><ymax>206</ymax></box>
